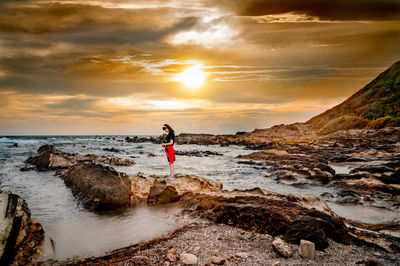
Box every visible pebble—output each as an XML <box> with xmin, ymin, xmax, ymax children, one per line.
<box><xmin>235</xmin><ymin>252</ymin><xmax>250</xmax><ymax>259</ymax></box>
<box><xmin>210</xmin><ymin>256</ymin><xmax>226</xmax><ymax>265</ymax></box>
<box><xmin>299</xmin><ymin>239</ymin><xmax>315</xmax><ymax>259</ymax></box>
<box><xmin>180</xmin><ymin>252</ymin><xmax>198</xmax><ymax>265</ymax></box>
<box><xmin>272</xmin><ymin>237</ymin><xmax>292</xmax><ymax>258</ymax></box>
<box><xmin>166</xmin><ymin>248</ymin><xmax>179</xmax><ymax>262</ymax></box>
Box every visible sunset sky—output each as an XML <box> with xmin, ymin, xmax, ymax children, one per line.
<box><xmin>1</xmin><ymin>0</ymin><xmax>400</xmax><ymax>135</ymax></box>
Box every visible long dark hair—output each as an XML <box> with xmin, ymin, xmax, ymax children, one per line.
<box><xmin>163</xmin><ymin>123</ymin><xmax>175</xmax><ymax>133</ymax></box>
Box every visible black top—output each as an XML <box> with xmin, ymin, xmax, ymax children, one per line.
<box><xmin>164</xmin><ymin>132</ymin><xmax>175</xmax><ymax>146</ymax></box>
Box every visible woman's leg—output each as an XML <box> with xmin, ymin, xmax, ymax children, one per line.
<box><xmin>169</xmin><ymin>162</ymin><xmax>175</xmax><ymax>178</ymax></box>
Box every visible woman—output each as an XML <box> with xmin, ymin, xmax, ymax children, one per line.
<box><xmin>161</xmin><ymin>123</ymin><xmax>175</xmax><ymax>179</ymax></box>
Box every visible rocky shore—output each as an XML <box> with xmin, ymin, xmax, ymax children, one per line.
<box><xmin>42</xmin><ymin>175</ymin><xmax>399</xmax><ymax>265</ymax></box>
<box><xmin>9</xmin><ymin>127</ymin><xmax>400</xmax><ymax>265</ymax></box>
<box><xmin>238</xmin><ymin>127</ymin><xmax>400</xmax><ymax>216</ymax></box>
<box><xmin>0</xmin><ymin>190</ymin><xmax>44</xmax><ymax>265</ymax></box>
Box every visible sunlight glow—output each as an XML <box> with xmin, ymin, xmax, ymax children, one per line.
<box><xmin>173</xmin><ymin>64</ymin><xmax>207</xmax><ymax>89</ymax></box>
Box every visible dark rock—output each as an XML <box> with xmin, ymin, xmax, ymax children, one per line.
<box><xmin>182</xmin><ymin>193</ymin><xmax>351</xmax><ymax>251</ymax></box>
<box><xmin>20</xmin><ymin>165</ymin><xmax>35</xmax><ymax>171</ymax></box>
<box><xmin>0</xmin><ymin>190</ymin><xmax>44</xmax><ymax>265</ymax></box>
<box><xmin>62</xmin><ymin>163</ymin><xmax>132</xmax><ymax>210</ymax></box>
<box><xmin>103</xmin><ymin>147</ymin><xmax>121</xmax><ymax>153</ymax></box>
<box><xmin>350</xmin><ymin>165</ymin><xmax>393</xmax><ymax>174</ymax></box>
<box><xmin>175</xmin><ymin>150</ymin><xmax>223</xmax><ymax>157</ymax></box>
<box><xmin>377</xmin><ymin>172</ymin><xmax>399</xmax><ymax>184</ymax></box>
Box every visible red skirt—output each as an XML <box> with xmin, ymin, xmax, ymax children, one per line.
<box><xmin>165</xmin><ymin>145</ymin><xmax>175</xmax><ymax>163</ymax></box>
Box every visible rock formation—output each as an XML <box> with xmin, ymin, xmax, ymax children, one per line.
<box><xmin>24</xmin><ymin>144</ymin><xmax>134</xmax><ymax>171</ymax></box>
<box><xmin>62</xmin><ymin>163</ymin><xmax>133</xmax><ymax>210</ymax></box>
<box><xmin>0</xmin><ymin>190</ymin><xmax>44</xmax><ymax>265</ymax></box>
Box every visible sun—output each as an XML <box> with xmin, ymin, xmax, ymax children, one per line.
<box><xmin>173</xmin><ymin>64</ymin><xmax>206</xmax><ymax>89</ymax></box>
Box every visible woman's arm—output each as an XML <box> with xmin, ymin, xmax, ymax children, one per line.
<box><xmin>162</xmin><ymin>140</ymin><xmax>173</xmax><ymax>146</ymax></box>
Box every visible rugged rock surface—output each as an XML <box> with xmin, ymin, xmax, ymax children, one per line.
<box><xmin>179</xmin><ymin>187</ymin><xmax>400</xmax><ymax>253</ymax></box>
<box><xmin>130</xmin><ymin>174</ymin><xmax>223</xmax><ymax>206</ymax></box>
<box><xmin>180</xmin><ymin>190</ymin><xmax>351</xmax><ymax>250</ymax></box>
<box><xmin>0</xmin><ymin>190</ymin><xmax>44</xmax><ymax>265</ymax></box>
<box><xmin>62</xmin><ymin>163</ymin><xmax>133</xmax><ymax>210</ymax></box>
<box><xmin>24</xmin><ymin>144</ymin><xmax>135</xmax><ymax>171</ymax></box>
<box><xmin>238</xmin><ymin>127</ymin><xmax>400</xmax><ymax>214</ymax></box>
<box><xmin>147</xmin><ymin>181</ymin><xmax>180</xmax><ymax>205</ymax></box>
<box><xmin>174</xmin><ymin>123</ymin><xmax>317</xmax><ymax>146</ymax></box>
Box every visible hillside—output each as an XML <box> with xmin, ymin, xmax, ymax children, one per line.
<box><xmin>306</xmin><ymin>61</ymin><xmax>400</xmax><ymax>134</ymax></box>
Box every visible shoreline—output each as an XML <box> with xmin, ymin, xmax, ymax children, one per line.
<box><xmin>46</xmin><ymin>221</ymin><xmax>399</xmax><ymax>266</ymax></box>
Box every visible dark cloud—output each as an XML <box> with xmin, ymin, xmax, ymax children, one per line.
<box><xmin>209</xmin><ymin>0</ymin><xmax>400</xmax><ymax>21</ymax></box>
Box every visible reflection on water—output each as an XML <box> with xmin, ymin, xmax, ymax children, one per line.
<box><xmin>0</xmin><ymin>136</ymin><xmax>399</xmax><ymax>260</ymax></box>
<box><xmin>41</xmin><ymin>205</ymin><xmax>182</xmax><ymax>260</ymax></box>
<box><xmin>328</xmin><ymin>202</ymin><xmax>400</xmax><ymax>224</ymax></box>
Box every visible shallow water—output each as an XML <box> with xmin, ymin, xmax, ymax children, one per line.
<box><xmin>0</xmin><ymin>135</ymin><xmax>398</xmax><ymax>260</ymax></box>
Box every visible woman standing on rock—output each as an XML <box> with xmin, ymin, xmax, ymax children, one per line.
<box><xmin>162</xmin><ymin>124</ymin><xmax>175</xmax><ymax>179</ymax></box>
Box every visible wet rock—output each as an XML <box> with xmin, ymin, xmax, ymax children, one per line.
<box><xmin>175</xmin><ymin>150</ymin><xmax>223</xmax><ymax>157</ymax></box>
<box><xmin>62</xmin><ymin>163</ymin><xmax>132</xmax><ymax>210</ymax></box>
<box><xmin>350</xmin><ymin>165</ymin><xmax>393</xmax><ymax>174</ymax></box>
<box><xmin>272</xmin><ymin>237</ymin><xmax>292</xmax><ymax>258</ymax></box>
<box><xmin>377</xmin><ymin>172</ymin><xmax>399</xmax><ymax>184</ymax></box>
<box><xmin>19</xmin><ymin>165</ymin><xmax>36</xmax><ymax>172</ymax></box>
<box><xmin>8</xmin><ymin>143</ymin><xmax>18</xmax><ymax>148</ymax></box>
<box><xmin>26</xmin><ymin>144</ymin><xmax>135</xmax><ymax>170</ymax></box>
<box><xmin>180</xmin><ymin>252</ymin><xmax>198</xmax><ymax>265</ymax></box>
<box><xmin>0</xmin><ymin>190</ymin><xmax>44</xmax><ymax>265</ymax></box>
<box><xmin>298</xmin><ymin>239</ymin><xmax>315</xmax><ymax>259</ymax></box>
<box><xmin>147</xmin><ymin>181</ymin><xmax>180</xmax><ymax>205</ymax></box>
<box><xmin>103</xmin><ymin>147</ymin><xmax>120</xmax><ymax>153</ymax></box>
<box><xmin>125</xmin><ymin>136</ymin><xmax>152</xmax><ymax>143</ymax></box>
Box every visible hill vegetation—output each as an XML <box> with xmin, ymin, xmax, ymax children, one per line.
<box><xmin>306</xmin><ymin>61</ymin><xmax>400</xmax><ymax>134</ymax></box>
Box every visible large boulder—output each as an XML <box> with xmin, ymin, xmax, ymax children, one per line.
<box><xmin>62</xmin><ymin>163</ymin><xmax>133</xmax><ymax>210</ymax></box>
<box><xmin>0</xmin><ymin>190</ymin><xmax>44</xmax><ymax>265</ymax></box>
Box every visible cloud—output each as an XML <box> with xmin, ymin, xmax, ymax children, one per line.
<box><xmin>208</xmin><ymin>0</ymin><xmax>400</xmax><ymax>21</ymax></box>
